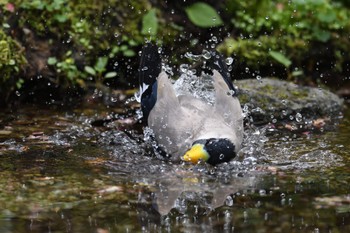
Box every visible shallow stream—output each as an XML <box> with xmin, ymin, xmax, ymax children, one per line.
<box><xmin>0</xmin><ymin>103</ymin><xmax>349</xmax><ymax>233</ymax></box>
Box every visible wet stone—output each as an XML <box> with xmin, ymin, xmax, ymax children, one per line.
<box><xmin>237</xmin><ymin>78</ymin><xmax>344</xmax><ymax>126</ymax></box>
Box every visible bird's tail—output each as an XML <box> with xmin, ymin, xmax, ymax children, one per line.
<box><xmin>138</xmin><ymin>43</ymin><xmax>162</xmax><ymax>121</ymax></box>
<box><xmin>138</xmin><ymin>43</ymin><xmax>162</xmax><ymax>91</ymax></box>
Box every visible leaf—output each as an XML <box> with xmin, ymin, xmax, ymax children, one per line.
<box><xmin>141</xmin><ymin>9</ymin><xmax>158</xmax><ymax>35</ymax></box>
<box><xmin>8</xmin><ymin>59</ymin><xmax>15</xmax><ymax>65</ymax></box>
<box><xmin>312</xmin><ymin>29</ymin><xmax>331</xmax><ymax>42</ymax></box>
<box><xmin>104</xmin><ymin>72</ymin><xmax>117</xmax><ymax>79</ymax></box>
<box><xmin>16</xmin><ymin>78</ymin><xmax>24</xmax><ymax>89</ymax></box>
<box><xmin>47</xmin><ymin>57</ymin><xmax>57</xmax><ymax>65</ymax></box>
<box><xmin>54</xmin><ymin>14</ymin><xmax>68</xmax><ymax>23</ymax></box>
<box><xmin>317</xmin><ymin>11</ymin><xmax>336</xmax><ymax>23</ymax></box>
<box><xmin>269</xmin><ymin>51</ymin><xmax>291</xmax><ymax>67</ymax></box>
<box><xmin>128</xmin><ymin>39</ymin><xmax>138</xmax><ymax>46</ymax></box>
<box><xmin>84</xmin><ymin>66</ymin><xmax>96</xmax><ymax>76</ymax></box>
<box><xmin>185</xmin><ymin>2</ymin><xmax>223</xmax><ymax>28</ymax></box>
<box><xmin>292</xmin><ymin>70</ymin><xmax>303</xmax><ymax>77</ymax></box>
<box><xmin>123</xmin><ymin>49</ymin><xmax>136</xmax><ymax>57</ymax></box>
<box><xmin>94</xmin><ymin>57</ymin><xmax>108</xmax><ymax>73</ymax></box>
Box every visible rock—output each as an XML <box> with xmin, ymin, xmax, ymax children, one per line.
<box><xmin>236</xmin><ymin>78</ymin><xmax>344</xmax><ymax>125</ymax></box>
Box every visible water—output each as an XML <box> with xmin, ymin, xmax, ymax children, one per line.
<box><xmin>173</xmin><ymin>72</ymin><xmax>215</xmax><ymax>105</ymax></box>
<box><xmin>0</xmin><ymin>104</ymin><xmax>349</xmax><ymax>232</ymax></box>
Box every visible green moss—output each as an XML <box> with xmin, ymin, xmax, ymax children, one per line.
<box><xmin>290</xmin><ymin>89</ymin><xmax>309</xmax><ymax>99</ymax></box>
<box><xmin>237</xmin><ymin>93</ymin><xmax>250</xmax><ymax>105</ymax></box>
<box><xmin>0</xmin><ymin>29</ymin><xmax>26</xmax><ymax>85</ymax></box>
<box><xmin>258</xmin><ymin>84</ymin><xmax>274</xmax><ymax>94</ymax></box>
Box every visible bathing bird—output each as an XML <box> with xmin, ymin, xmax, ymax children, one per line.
<box><xmin>138</xmin><ymin>43</ymin><xmax>243</xmax><ymax>165</ymax></box>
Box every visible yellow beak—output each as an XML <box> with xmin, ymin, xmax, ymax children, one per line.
<box><xmin>182</xmin><ymin>144</ymin><xmax>209</xmax><ymax>164</ymax></box>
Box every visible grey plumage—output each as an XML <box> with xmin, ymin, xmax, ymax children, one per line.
<box><xmin>147</xmin><ymin>70</ymin><xmax>243</xmax><ymax>162</ymax></box>
<box><xmin>138</xmin><ymin>43</ymin><xmax>244</xmax><ymax>164</ymax></box>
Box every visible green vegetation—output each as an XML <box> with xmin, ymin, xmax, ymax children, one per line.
<box><xmin>219</xmin><ymin>0</ymin><xmax>350</xmax><ymax>78</ymax></box>
<box><xmin>0</xmin><ymin>0</ymin><xmax>178</xmax><ymax>104</ymax></box>
<box><xmin>185</xmin><ymin>2</ymin><xmax>223</xmax><ymax>28</ymax></box>
<box><xmin>0</xmin><ymin>0</ymin><xmax>349</xmax><ymax>105</ymax></box>
<box><xmin>0</xmin><ymin>28</ymin><xmax>26</xmax><ymax>94</ymax></box>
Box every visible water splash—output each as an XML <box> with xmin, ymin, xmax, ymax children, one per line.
<box><xmin>173</xmin><ymin>72</ymin><xmax>215</xmax><ymax>105</ymax></box>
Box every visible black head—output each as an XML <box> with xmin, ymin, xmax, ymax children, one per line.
<box><xmin>204</xmin><ymin>138</ymin><xmax>236</xmax><ymax>165</ymax></box>
<box><xmin>183</xmin><ymin>138</ymin><xmax>236</xmax><ymax>165</ymax></box>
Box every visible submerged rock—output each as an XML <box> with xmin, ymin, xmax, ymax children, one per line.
<box><xmin>236</xmin><ymin>78</ymin><xmax>344</xmax><ymax>126</ymax></box>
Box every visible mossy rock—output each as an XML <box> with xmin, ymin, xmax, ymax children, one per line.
<box><xmin>236</xmin><ymin>78</ymin><xmax>344</xmax><ymax>124</ymax></box>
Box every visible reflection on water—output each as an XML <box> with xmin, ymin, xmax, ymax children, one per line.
<box><xmin>0</xmin><ymin>106</ymin><xmax>349</xmax><ymax>232</ymax></box>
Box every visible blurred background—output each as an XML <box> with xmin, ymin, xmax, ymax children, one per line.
<box><xmin>1</xmin><ymin>0</ymin><xmax>349</xmax><ymax>106</ymax></box>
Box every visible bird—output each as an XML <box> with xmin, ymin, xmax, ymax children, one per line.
<box><xmin>138</xmin><ymin>43</ymin><xmax>243</xmax><ymax>165</ymax></box>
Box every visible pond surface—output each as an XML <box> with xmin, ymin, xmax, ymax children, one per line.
<box><xmin>0</xmin><ymin>102</ymin><xmax>349</xmax><ymax>233</ymax></box>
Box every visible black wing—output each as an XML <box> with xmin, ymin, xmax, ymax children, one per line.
<box><xmin>138</xmin><ymin>43</ymin><xmax>162</xmax><ymax>121</ymax></box>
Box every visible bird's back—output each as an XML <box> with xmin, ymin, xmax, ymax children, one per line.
<box><xmin>148</xmin><ymin>72</ymin><xmax>243</xmax><ymax>161</ymax></box>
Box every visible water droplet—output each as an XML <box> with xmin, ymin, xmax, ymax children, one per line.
<box><xmin>295</xmin><ymin>113</ymin><xmax>302</xmax><ymax>122</ymax></box>
<box><xmin>114</xmin><ymin>62</ymin><xmax>118</xmax><ymax>67</ymax></box>
<box><xmin>264</xmin><ymin>213</ymin><xmax>269</xmax><ymax>221</ymax></box>
<box><xmin>185</xmin><ymin>52</ymin><xmax>201</xmax><ymax>61</ymax></box>
<box><xmin>202</xmin><ymin>50</ymin><xmax>211</xmax><ymax>60</ymax></box>
<box><xmin>243</xmin><ymin>211</ymin><xmax>248</xmax><ymax>222</ymax></box>
<box><xmin>15</xmin><ymin>91</ymin><xmax>20</xmax><ymax>96</ymax></box>
<box><xmin>179</xmin><ymin>64</ymin><xmax>189</xmax><ymax>73</ymax></box>
<box><xmin>259</xmin><ymin>189</ymin><xmax>266</xmax><ymax>196</ymax></box>
<box><xmin>114</xmin><ymin>33</ymin><xmax>119</xmax><ymax>38</ymax></box>
<box><xmin>141</xmin><ymin>66</ymin><xmax>148</xmax><ymax>71</ymax></box>
<box><xmin>225</xmin><ymin>210</ymin><xmax>231</xmax><ymax>219</ymax></box>
<box><xmin>319</xmin><ymin>142</ymin><xmax>327</xmax><ymax>148</ymax></box>
<box><xmin>66</xmin><ymin>36</ymin><xmax>72</xmax><ymax>43</ymax></box>
<box><xmin>245</xmin><ymin>67</ymin><xmax>249</xmax><ymax>73</ymax></box>
<box><xmin>110</xmin><ymin>96</ymin><xmax>118</xmax><ymax>102</ymax></box>
<box><xmin>219</xmin><ymin>154</ymin><xmax>225</xmax><ymax>160</ymax></box>
<box><xmin>225</xmin><ymin>196</ymin><xmax>234</xmax><ymax>206</ymax></box>
<box><xmin>227</xmin><ymin>90</ymin><xmax>235</xmax><ymax>96</ymax></box>
<box><xmin>225</xmin><ymin>57</ymin><xmax>233</xmax><ymax>65</ymax></box>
